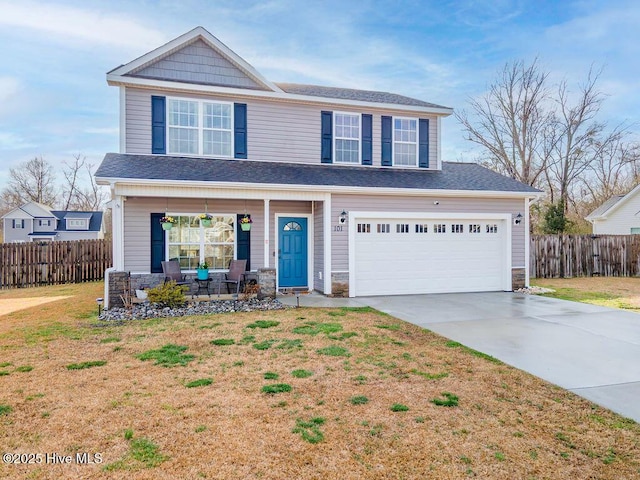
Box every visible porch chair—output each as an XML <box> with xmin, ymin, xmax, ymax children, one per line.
<box><xmin>218</xmin><ymin>259</ymin><xmax>247</xmax><ymax>296</ymax></box>
<box><xmin>161</xmin><ymin>260</ymin><xmax>191</xmax><ymax>289</ymax></box>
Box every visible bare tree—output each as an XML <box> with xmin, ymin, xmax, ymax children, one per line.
<box><xmin>545</xmin><ymin>67</ymin><xmax>618</xmax><ymax>209</ymax></box>
<box><xmin>1</xmin><ymin>156</ymin><xmax>57</xmax><ymax>207</ymax></box>
<box><xmin>455</xmin><ymin>59</ymin><xmax>554</xmax><ymax>187</ymax></box>
<box><xmin>582</xmin><ymin>134</ymin><xmax>640</xmax><ymax>205</ymax></box>
<box><xmin>60</xmin><ymin>154</ymin><xmax>107</xmax><ymax>211</ymax></box>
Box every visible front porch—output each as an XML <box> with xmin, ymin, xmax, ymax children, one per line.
<box><xmin>103</xmin><ymin>186</ymin><xmax>339</xmax><ymax>308</ymax></box>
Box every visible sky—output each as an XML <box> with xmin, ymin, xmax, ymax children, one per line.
<box><xmin>0</xmin><ymin>0</ymin><xmax>639</xmax><ymax>192</ymax></box>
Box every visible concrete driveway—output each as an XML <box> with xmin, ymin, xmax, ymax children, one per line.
<box><xmin>280</xmin><ymin>291</ymin><xmax>640</xmax><ymax>422</ymax></box>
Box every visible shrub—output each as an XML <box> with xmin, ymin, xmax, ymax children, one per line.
<box><xmin>146</xmin><ymin>281</ymin><xmax>187</xmax><ymax>308</ymax></box>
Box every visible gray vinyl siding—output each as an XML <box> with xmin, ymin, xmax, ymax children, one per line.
<box><xmin>123</xmin><ymin>88</ymin><xmax>440</xmax><ymax>169</ymax></box>
<box><xmin>3</xmin><ymin>218</ymin><xmax>31</xmax><ymax>242</ymax></box>
<box><xmin>123</xmin><ymin>197</ymin><xmax>264</xmax><ymax>272</ymax></box>
<box><xmin>330</xmin><ymin>194</ymin><xmax>525</xmax><ymax>272</ymax></box>
<box><xmin>130</xmin><ymin>40</ymin><xmax>263</xmax><ymax>90</ymax></box>
<box><xmin>313</xmin><ymin>202</ymin><xmax>324</xmax><ymax>292</ymax></box>
<box><xmin>32</xmin><ymin>218</ymin><xmax>55</xmax><ymax>232</ymax></box>
<box><xmin>56</xmin><ymin>231</ymin><xmax>104</xmax><ymax>241</ymax></box>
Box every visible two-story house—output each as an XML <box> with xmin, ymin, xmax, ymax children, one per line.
<box><xmin>2</xmin><ymin>201</ymin><xmax>104</xmax><ymax>242</ymax></box>
<box><xmin>95</xmin><ymin>26</ymin><xmax>540</xmax><ymax>307</ymax></box>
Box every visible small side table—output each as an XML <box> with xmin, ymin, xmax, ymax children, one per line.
<box><xmin>194</xmin><ymin>277</ymin><xmax>213</xmax><ymax>298</ymax></box>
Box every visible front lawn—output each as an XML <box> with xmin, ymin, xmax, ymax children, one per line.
<box><xmin>0</xmin><ymin>283</ymin><xmax>638</xmax><ymax>479</ymax></box>
<box><xmin>532</xmin><ymin>276</ymin><xmax>640</xmax><ymax>311</ymax></box>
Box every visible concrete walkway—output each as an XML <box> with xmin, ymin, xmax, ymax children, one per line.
<box><xmin>279</xmin><ymin>291</ymin><xmax>640</xmax><ymax>422</ymax></box>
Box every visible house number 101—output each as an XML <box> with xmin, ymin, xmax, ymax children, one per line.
<box><xmin>333</xmin><ymin>225</ymin><xmax>343</xmax><ymax>232</ymax></box>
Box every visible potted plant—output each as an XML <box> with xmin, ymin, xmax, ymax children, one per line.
<box><xmin>197</xmin><ymin>261</ymin><xmax>210</xmax><ymax>280</ymax></box>
<box><xmin>199</xmin><ymin>213</ymin><xmax>213</xmax><ymax>228</ymax></box>
<box><xmin>240</xmin><ymin>215</ymin><xmax>252</xmax><ymax>231</ymax></box>
<box><xmin>160</xmin><ymin>216</ymin><xmax>177</xmax><ymax>231</ymax></box>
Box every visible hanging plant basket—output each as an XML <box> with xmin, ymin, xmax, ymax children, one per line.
<box><xmin>240</xmin><ymin>223</ymin><xmax>251</xmax><ymax>232</ymax></box>
<box><xmin>200</xmin><ymin>218</ymin><xmax>212</xmax><ymax>228</ymax></box>
<box><xmin>161</xmin><ymin>222</ymin><xmax>173</xmax><ymax>231</ymax></box>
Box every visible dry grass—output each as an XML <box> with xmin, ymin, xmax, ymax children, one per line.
<box><xmin>0</xmin><ymin>283</ymin><xmax>639</xmax><ymax>479</ymax></box>
<box><xmin>533</xmin><ymin>276</ymin><xmax>640</xmax><ymax>310</ymax></box>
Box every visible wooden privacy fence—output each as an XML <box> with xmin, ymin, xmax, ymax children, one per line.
<box><xmin>0</xmin><ymin>239</ymin><xmax>112</xmax><ymax>289</ymax></box>
<box><xmin>530</xmin><ymin>234</ymin><xmax>640</xmax><ymax>278</ymax></box>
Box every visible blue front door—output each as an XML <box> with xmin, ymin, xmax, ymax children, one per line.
<box><xmin>278</xmin><ymin>217</ymin><xmax>308</xmax><ymax>288</ymax></box>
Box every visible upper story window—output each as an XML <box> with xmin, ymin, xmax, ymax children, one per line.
<box><xmin>393</xmin><ymin>117</ymin><xmax>418</xmax><ymax>166</ymax></box>
<box><xmin>39</xmin><ymin>220</ymin><xmax>51</xmax><ymax>227</ymax></box>
<box><xmin>167</xmin><ymin>98</ymin><xmax>233</xmax><ymax>157</ymax></box>
<box><xmin>12</xmin><ymin>219</ymin><xmax>25</xmax><ymax>229</ymax></box>
<box><xmin>67</xmin><ymin>219</ymin><xmax>88</xmax><ymax>230</ymax></box>
<box><xmin>334</xmin><ymin>113</ymin><xmax>360</xmax><ymax>164</ymax></box>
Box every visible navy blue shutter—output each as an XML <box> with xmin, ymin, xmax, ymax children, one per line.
<box><xmin>419</xmin><ymin>119</ymin><xmax>429</xmax><ymax>168</ymax></box>
<box><xmin>236</xmin><ymin>214</ymin><xmax>250</xmax><ymax>271</ymax></box>
<box><xmin>381</xmin><ymin>116</ymin><xmax>392</xmax><ymax>166</ymax></box>
<box><xmin>321</xmin><ymin>111</ymin><xmax>333</xmax><ymax>163</ymax></box>
<box><xmin>234</xmin><ymin>103</ymin><xmax>247</xmax><ymax>159</ymax></box>
<box><xmin>151</xmin><ymin>96</ymin><xmax>166</xmax><ymax>154</ymax></box>
<box><xmin>150</xmin><ymin>213</ymin><xmax>166</xmax><ymax>273</ymax></box>
<box><xmin>361</xmin><ymin>114</ymin><xmax>372</xmax><ymax>165</ymax></box>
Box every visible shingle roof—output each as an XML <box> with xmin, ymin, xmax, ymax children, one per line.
<box><xmin>276</xmin><ymin>83</ymin><xmax>449</xmax><ymax>109</ymax></box>
<box><xmin>52</xmin><ymin>211</ymin><xmax>104</xmax><ymax>232</ymax></box>
<box><xmin>95</xmin><ymin>153</ymin><xmax>540</xmax><ymax>194</ymax></box>
<box><xmin>586</xmin><ymin>194</ymin><xmax>625</xmax><ymax>219</ymax></box>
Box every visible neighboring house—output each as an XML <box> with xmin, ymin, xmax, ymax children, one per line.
<box><xmin>1</xmin><ymin>201</ymin><xmax>104</xmax><ymax>243</ymax></box>
<box><xmin>586</xmin><ymin>186</ymin><xmax>640</xmax><ymax>234</ymax></box>
<box><xmin>95</xmin><ymin>26</ymin><xmax>540</xmax><ymax>306</ymax></box>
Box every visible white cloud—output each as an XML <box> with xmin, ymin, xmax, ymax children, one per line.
<box><xmin>83</xmin><ymin>127</ymin><xmax>119</xmax><ymax>136</ymax></box>
<box><xmin>0</xmin><ymin>132</ymin><xmax>36</xmax><ymax>150</ymax></box>
<box><xmin>0</xmin><ymin>0</ymin><xmax>166</xmax><ymax>51</ymax></box>
<box><xmin>0</xmin><ymin>76</ymin><xmax>22</xmax><ymax>103</ymax></box>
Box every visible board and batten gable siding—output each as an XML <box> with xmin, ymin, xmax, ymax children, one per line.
<box><xmin>130</xmin><ymin>39</ymin><xmax>263</xmax><ymax>90</ymax></box>
<box><xmin>592</xmin><ymin>193</ymin><xmax>640</xmax><ymax>235</ymax></box>
<box><xmin>123</xmin><ymin>197</ymin><xmax>265</xmax><ymax>272</ymax></box>
<box><xmin>123</xmin><ymin>88</ymin><xmax>440</xmax><ymax>169</ymax></box>
<box><xmin>330</xmin><ymin>195</ymin><xmax>526</xmax><ymax>272</ymax></box>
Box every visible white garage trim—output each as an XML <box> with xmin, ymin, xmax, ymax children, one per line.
<box><xmin>348</xmin><ymin>211</ymin><xmax>512</xmax><ymax>297</ymax></box>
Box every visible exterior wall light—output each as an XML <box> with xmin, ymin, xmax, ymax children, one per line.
<box><xmin>339</xmin><ymin>210</ymin><xmax>347</xmax><ymax>224</ymax></box>
<box><xmin>514</xmin><ymin>213</ymin><xmax>523</xmax><ymax>225</ymax></box>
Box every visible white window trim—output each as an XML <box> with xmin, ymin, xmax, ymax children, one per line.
<box><xmin>166</xmin><ymin>96</ymin><xmax>234</xmax><ymax>157</ymax></box>
<box><xmin>67</xmin><ymin>219</ymin><xmax>88</xmax><ymax>230</ymax></box>
<box><xmin>392</xmin><ymin>116</ymin><xmax>418</xmax><ymax>167</ymax></box>
<box><xmin>13</xmin><ymin>219</ymin><xmax>25</xmax><ymax>229</ymax></box>
<box><xmin>165</xmin><ymin>212</ymin><xmax>237</xmax><ymax>272</ymax></box>
<box><xmin>333</xmin><ymin>111</ymin><xmax>361</xmax><ymax>164</ymax></box>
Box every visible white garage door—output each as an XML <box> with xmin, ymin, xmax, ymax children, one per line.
<box><xmin>352</xmin><ymin>215</ymin><xmax>509</xmax><ymax>296</ymax></box>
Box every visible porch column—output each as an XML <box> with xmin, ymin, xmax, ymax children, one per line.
<box><xmin>111</xmin><ymin>191</ymin><xmax>125</xmax><ymax>270</ymax></box>
<box><xmin>323</xmin><ymin>194</ymin><xmax>332</xmax><ymax>294</ymax></box>
<box><xmin>263</xmin><ymin>199</ymin><xmax>270</xmax><ymax>268</ymax></box>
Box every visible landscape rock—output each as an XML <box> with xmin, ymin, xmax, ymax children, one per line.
<box><xmin>99</xmin><ymin>298</ymin><xmax>289</xmax><ymax>321</ymax></box>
